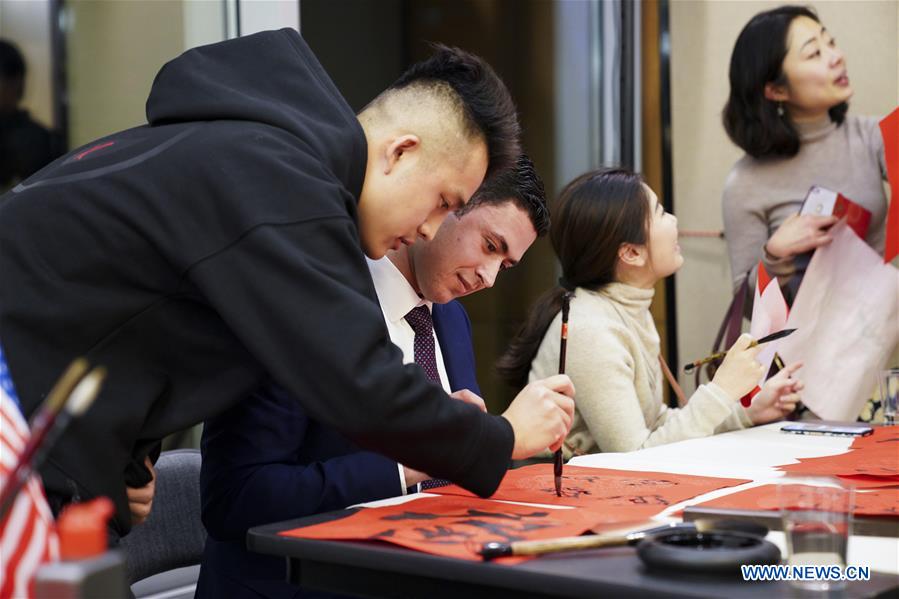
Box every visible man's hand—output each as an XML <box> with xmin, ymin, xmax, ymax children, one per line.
<box><xmin>748</xmin><ymin>361</ymin><xmax>803</xmax><ymax>424</ymax></box>
<box><xmin>450</xmin><ymin>389</ymin><xmax>487</xmax><ymax>412</ymax></box>
<box><xmin>127</xmin><ymin>457</ymin><xmax>156</xmax><ymax>525</ymax></box>
<box><xmin>402</xmin><ymin>466</ymin><xmax>430</xmax><ymax>487</ymax></box>
<box><xmin>502</xmin><ymin>375</ymin><xmax>575</xmax><ymax>460</ymax></box>
<box><xmin>401</xmin><ymin>391</ymin><xmax>485</xmax><ymax>489</ymax></box>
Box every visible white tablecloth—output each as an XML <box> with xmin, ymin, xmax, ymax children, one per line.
<box><xmin>568</xmin><ymin>422</ymin><xmax>898</xmax><ymax>574</ymax></box>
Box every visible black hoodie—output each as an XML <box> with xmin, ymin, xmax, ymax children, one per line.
<box><xmin>0</xmin><ymin>29</ymin><xmax>513</xmax><ymax>533</ymax></box>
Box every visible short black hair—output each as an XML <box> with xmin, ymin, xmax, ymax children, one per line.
<box><xmin>459</xmin><ymin>154</ymin><xmax>549</xmax><ymax>237</ymax></box>
<box><xmin>390</xmin><ymin>44</ymin><xmax>521</xmax><ymax>176</ymax></box>
<box><xmin>722</xmin><ymin>5</ymin><xmax>847</xmax><ymax>158</ymax></box>
<box><xmin>0</xmin><ymin>39</ymin><xmax>26</xmax><ymax>82</ymax></box>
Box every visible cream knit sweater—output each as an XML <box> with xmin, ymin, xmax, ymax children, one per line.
<box><xmin>529</xmin><ymin>284</ymin><xmax>752</xmax><ymax>456</ymax></box>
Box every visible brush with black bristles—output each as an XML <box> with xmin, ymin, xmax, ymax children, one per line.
<box><xmin>553</xmin><ymin>292</ymin><xmax>573</xmax><ymax>497</ymax></box>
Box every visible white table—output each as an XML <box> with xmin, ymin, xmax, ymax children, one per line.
<box><xmin>568</xmin><ymin>423</ymin><xmax>899</xmax><ymax>574</ymax></box>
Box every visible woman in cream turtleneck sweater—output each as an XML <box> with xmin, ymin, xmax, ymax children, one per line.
<box><xmin>498</xmin><ymin>169</ymin><xmax>803</xmax><ymax>455</ymax></box>
<box><xmin>722</xmin><ymin>6</ymin><xmax>888</xmax><ymax>302</ymax></box>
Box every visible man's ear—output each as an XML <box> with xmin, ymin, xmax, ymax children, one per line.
<box><xmin>618</xmin><ymin>242</ymin><xmax>647</xmax><ymax>268</ymax></box>
<box><xmin>763</xmin><ymin>81</ymin><xmax>790</xmax><ymax>103</ymax></box>
<box><xmin>383</xmin><ymin>134</ymin><xmax>421</xmax><ymax>175</ymax></box>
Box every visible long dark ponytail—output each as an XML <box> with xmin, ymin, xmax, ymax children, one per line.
<box><xmin>496</xmin><ymin>168</ymin><xmax>650</xmax><ymax>389</ymax></box>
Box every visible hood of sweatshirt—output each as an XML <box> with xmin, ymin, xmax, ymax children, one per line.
<box><xmin>146</xmin><ymin>28</ymin><xmax>366</xmax><ymax>195</ymax></box>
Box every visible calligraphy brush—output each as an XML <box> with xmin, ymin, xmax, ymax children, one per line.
<box><xmin>0</xmin><ymin>363</ymin><xmax>105</xmax><ymax>521</ymax></box>
<box><xmin>683</xmin><ymin>329</ymin><xmax>796</xmax><ymax>374</ymax></box>
<box><xmin>554</xmin><ymin>292</ymin><xmax>573</xmax><ymax>498</ymax></box>
<box><xmin>21</xmin><ymin>359</ymin><xmax>89</xmax><ymax>447</ymax></box>
<box><xmin>0</xmin><ymin>358</ymin><xmax>88</xmax><ymax>504</ymax></box>
<box><xmin>478</xmin><ymin>519</ymin><xmax>768</xmax><ymax>560</ymax></box>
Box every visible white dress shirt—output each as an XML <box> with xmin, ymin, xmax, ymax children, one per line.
<box><xmin>366</xmin><ymin>257</ymin><xmax>452</xmax><ymax>494</ymax></box>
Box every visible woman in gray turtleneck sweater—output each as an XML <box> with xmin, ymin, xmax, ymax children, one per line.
<box><xmin>722</xmin><ymin>5</ymin><xmax>887</xmax><ymax>303</ymax></box>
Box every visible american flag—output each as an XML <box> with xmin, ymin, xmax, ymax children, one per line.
<box><xmin>0</xmin><ymin>345</ymin><xmax>59</xmax><ymax>599</ymax></box>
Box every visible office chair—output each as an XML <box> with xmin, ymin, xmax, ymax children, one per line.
<box><xmin>120</xmin><ymin>449</ymin><xmax>206</xmax><ymax>599</ymax></box>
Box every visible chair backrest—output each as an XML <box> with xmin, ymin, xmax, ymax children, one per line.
<box><xmin>119</xmin><ymin>449</ymin><xmax>206</xmax><ymax>585</ymax></box>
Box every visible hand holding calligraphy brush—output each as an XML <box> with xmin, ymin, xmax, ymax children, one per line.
<box><xmin>0</xmin><ymin>360</ymin><xmax>105</xmax><ymax>521</ymax></box>
<box><xmin>554</xmin><ymin>292</ymin><xmax>574</xmax><ymax>497</ymax></box>
<box><xmin>682</xmin><ymin>329</ymin><xmax>796</xmax><ymax>374</ymax></box>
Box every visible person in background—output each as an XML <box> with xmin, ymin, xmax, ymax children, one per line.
<box><xmin>498</xmin><ymin>169</ymin><xmax>802</xmax><ymax>456</ymax></box>
<box><xmin>0</xmin><ymin>39</ymin><xmax>61</xmax><ymax>194</ymax></box>
<box><xmin>198</xmin><ymin>156</ymin><xmax>549</xmax><ymax>599</ymax></box>
<box><xmin>722</xmin><ymin>6</ymin><xmax>891</xmax><ymax>422</ymax></box>
<box><xmin>721</xmin><ymin>5</ymin><xmax>887</xmax><ymax>303</ymax></box>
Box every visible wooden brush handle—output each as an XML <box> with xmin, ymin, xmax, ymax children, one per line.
<box><xmin>512</xmin><ymin>534</ymin><xmax>628</xmax><ymax>556</ymax></box>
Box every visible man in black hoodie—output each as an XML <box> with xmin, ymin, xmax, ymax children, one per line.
<box><xmin>0</xmin><ymin>29</ymin><xmax>574</xmax><ymax>534</ymax></box>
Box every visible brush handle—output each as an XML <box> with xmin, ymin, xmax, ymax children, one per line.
<box><xmin>683</xmin><ymin>339</ymin><xmax>762</xmax><ymax>373</ymax></box>
<box><xmin>0</xmin><ymin>366</ymin><xmax>104</xmax><ymax>522</ymax></box>
<box><xmin>0</xmin><ymin>411</ymin><xmax>75</xmax><ymax>521</ymax></box>
<box><xmin>515</xmin><ymin>534</ymin><xmax>632</xmax><ymax>555</ymax></box>
<box><xmin>479</xmin><ymin>519</ymin><xmax>769</xmax><ymax>560</ymax></box>
<box><xmin>553</xmin><ymin>292</ymin><xmax>573</xmax><ymax>497</ymax></box>
<box><xmin>683</xmin><ymin>350</ymin><xmax>727</xmax><ymax>373</ymax></box>
<box><xmin>0</xmin><ymin>359</ymin><xmax>91</xmax><ymax>518</ymax></box>
<box><xmin>480</xmin><ymin>533</ymin><xmax>632</xmax><ymax>559</ymax></box>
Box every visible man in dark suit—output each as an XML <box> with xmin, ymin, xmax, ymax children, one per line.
<box><xmin>196</xmin><ymin>156</ymin><xmax>549</xmax><ymax>598</ymax></box>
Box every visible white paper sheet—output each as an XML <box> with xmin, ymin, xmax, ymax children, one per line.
<box><xmin>778</xmin><ymin>222</ymin><xmax>899</xmax><ymax>420</ymax></box>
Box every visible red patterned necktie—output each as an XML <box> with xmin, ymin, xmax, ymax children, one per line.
<box><xmin>404</xmin><ymin>305</ymin><xmax>449</xmax><ymax>490</ymax></box>
<box><xmin>403</xmin><ymin>305</ymin><xmax>441</xmax><ymax>383</ymax></box>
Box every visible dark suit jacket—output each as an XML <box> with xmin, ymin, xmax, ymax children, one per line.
<box><xmin>196</xmin><ymin>300</ymin><xmax>479</xmax><ymax>599</ymax></box>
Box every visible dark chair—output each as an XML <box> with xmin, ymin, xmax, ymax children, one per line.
<box><xmin>119</xmin><ymin>449</ymin><xmax>206</xmax><ymax>599</ymax></box>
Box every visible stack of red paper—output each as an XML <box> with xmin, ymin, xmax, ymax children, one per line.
<box><xmin>281</xmin><ymin>495</ymin><xmax>601</xmax><ymax>563</ymax></box>
<box><xmin>693</xmin><ymin>484</ymin><xmax>898</xmax><ymax>518</ymax></box>
<box><xmin>692</xmin><ymin>427</ymin><xmax>899</xmax><ymax>519</ymax></box>
<box><xmin>280</xmin><ymin>465</ymin><xmax>750</xmax><ymax>562</ymax></box>
<box><xmin>778</xmin><ymin>426</ymin><xmax>899</xmax><ymax>489</ymax></box>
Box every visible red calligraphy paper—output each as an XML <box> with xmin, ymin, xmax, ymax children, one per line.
<box><xmin>693</xmin><ymin>484</ymin><xmax>899</xmax><ymax>518</ymax></box>
<box><xmin>780</xmin><ymin>449</ymin><xmax>898</xmax><ymax>478</ymax></box>
<box><xmin>837</xmin><ymin>475</ymin><xmax>899</xmax><ymax>490</ymax></box>
<box><xmin>779</xmin><ymin>435</ymin><xmax>898</xmax><ymax>479</ymax></box>
<box><xmin>279</xmin><ymin>495</ymin><xmax>605</xmax><ymax>562</ymax></box>
<box><xmin>852</xmin><ymin>489</ymin><xmax>899</xmax><ymax>516</ymax></box>
<box><xmin>850</xmin><ymin>425</ymin><xmax>899</xmax><ymax>450</ymax></box>
<box><xmin>880</xmin><ymin>106</ymin><xmax>899</xmax><ymax>263</ymax></box>
<box><xmin>833</xmin><ymin>194</ymin><xmax>871</xmax><ymax>240</ymax></box>
<box><xmin>433</xmin><ymin>465</ymin><xmax>749</xmax><ymax>512</ymax></box>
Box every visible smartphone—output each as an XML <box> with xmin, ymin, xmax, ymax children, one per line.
<box><xmin>799</xmin><ymin>185</ymin><xmax>839</xmax><ymax>216</ymax></box>
<box><xmin>798</xmin><ymin>185</ymin><xmax>871</xmax><ymax>238</ymax></box>
<box><xmin>781</xmin><ymin>422</ymin><xmax>874</xmax><ymax>437</ymax></box>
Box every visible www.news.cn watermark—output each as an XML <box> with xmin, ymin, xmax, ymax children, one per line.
<box><xmin>741</xmin><ymin>564</ymin><xmax>871</xmax><ymax>582</ymax></box>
